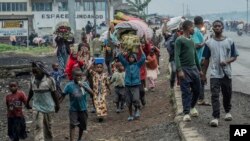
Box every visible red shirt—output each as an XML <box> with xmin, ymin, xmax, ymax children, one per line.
<box><xmin>138</xmin><ymin>42</ymin><xmax>152</xmax><ymax>80</ymax></box>
<box><xmin>65</xmin><ymin>54</ymin><xmax>84</xmax><ymax>80</ymax></box>
<box><xmin>146</xmin><ymin>54</ymin><xmax>158</xmax><ymax>69</ymax></box>
<box><xmin>6</xmin><ymin>91</ymin><xmax>27</xmax><ymax>117</ymax></box>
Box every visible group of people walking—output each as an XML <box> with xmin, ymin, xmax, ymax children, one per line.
<box><xmin>165</xmin><ymin>16</ymin><xmax>238</xmax><ymax>127</ymax></box>
<box><xmin>5</xmin><ymin>21</ymin><xmax>162</xmax><ymax>141</ymax></box>
<box><xmin>4</xmin><ymin>15</ymin><xmax>239</xmax><ymax>141</ymax></box>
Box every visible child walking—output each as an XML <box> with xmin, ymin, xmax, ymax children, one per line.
<box><xmin>65</xmin><ymin>50</ymin><xmax>84</xmax><ymax>80</ymax></box>
<box><xmin>50</xmin><ymin>63</ymin><xmax>65</xmax><ymax>95</ymax></box>
<box><xmin>87</xmin><ymin>59</ymin><xmax>111</xmax><ymax>122</ymax></box>
<box><xmin>6</xmin><ymin>81</ymin><xmax>28</xmax><ymax>141</ymax></box>
<box><xmin>146</xmin><ymin>47</ymin><xmax>160</xmax><ymax>92</ymax></box>
<box><xmin>118</xmin><ymin>46</ymin><xmax>146</xmax><ymax>121</ymax></box>
<box><xmin>110</xmin><ymin>62</ymin><xmax>126</xmax><ymax>113</ymax></box>
<box><xmin>60</xmin><ymin>68</ymin><xmax>93</xmax><ymax>141</ymax></box>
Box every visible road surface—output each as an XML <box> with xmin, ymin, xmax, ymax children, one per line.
<box><xmin>225</xmin><ymin>32</ymin><xmax>250</xmax><ymax>95</ymax></box>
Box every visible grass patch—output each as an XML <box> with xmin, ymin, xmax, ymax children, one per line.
<box><xmin>0</xmin><ymin>44</ymin><xmax>54</xmax><ymax>55</ymax></box>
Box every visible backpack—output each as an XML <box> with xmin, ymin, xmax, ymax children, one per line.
<box><xmin>165</xmin><ymin>33</ymin><xmax>178</xmax><ymax>60</ymax></box>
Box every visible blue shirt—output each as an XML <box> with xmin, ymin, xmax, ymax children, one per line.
<box><xmin>63</xmin><ymin>81</ymin><xmax>90</xmax><ymax>112</ymax></box>
<box><xmin>118</xmin><ymin>53</ymin><xmax>146</xmax><ymax>86</ymax></box>
<box><xmin>50</xmin><ymin>70</ymin><xmax>64</xmax><ymax>88</ymax></box>
<box><xmin>192</xmin><ymin>27</ymin><xmax>204</xmax><ymax>64</ymax></box>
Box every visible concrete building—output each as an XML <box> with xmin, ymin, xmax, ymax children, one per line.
<box><xmin>0</xmin><ymin>0</ymin><xmax>115</xmax><ymax>43</ymax></box>
<box><xmin>0</xmin><ymin>0</ymin><xmax>33</xmax><ymax>43</ymax></box>
<box><xmin>32</xmin><ymin>0</ymin><xmax>110</xmax><ymax>35</ymax></box>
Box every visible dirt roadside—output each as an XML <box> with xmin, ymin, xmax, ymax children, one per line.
<box><xmin>0</xmin><ymin>49</ymin><xmax>181</xmax><ymax>141</ymax></box>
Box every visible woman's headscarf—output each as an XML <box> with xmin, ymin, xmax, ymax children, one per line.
<box><xmin>31</xmin><ymin>61</ymin><xmax>50</xmax><ymax>76</ymax></box>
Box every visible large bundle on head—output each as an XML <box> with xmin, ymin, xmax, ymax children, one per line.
<box><xmin>115</xmin><ymin>12</ymin><xmax>141</xmax><ymax>21</ymax></box>
<box><xmin>54</xmin><ymin>21</ymin><xmax>74</xmax><ymax>41</ymax></box>
<box><xmin>121</xmin><ymin>33</ymin><xmax>141</xmax><ymax>53</ymax></box>
<box><xmin>114</xmin><ymin>20</ymin><xmax>152</xmax><ymax>53</ymax></box>
<box><xmin>167</xmin><ymin>16</ymin><xmax>185</xmax><ymax>31</ymax></box>
<box><xmin>114</xmin><ymin>20</ymin><xmax>152</xmax><ymax>40</ymax></box>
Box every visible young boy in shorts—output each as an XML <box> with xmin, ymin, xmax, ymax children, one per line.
<box><xmin>60</xmin><ymin>68</ymin><xmax>93</xmax><ymax>141</ymax></box>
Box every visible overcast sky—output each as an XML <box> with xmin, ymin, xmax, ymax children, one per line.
<box><xmin>147</xmin><ymin>0</ymin><xmax>247</xmax><ymax>16</ymax></box>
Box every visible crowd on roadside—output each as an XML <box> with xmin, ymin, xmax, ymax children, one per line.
<box><xmin>225</xmin><ymin>20</ymin><xmax>250</xmax><ymax>34</ymax></box>
<box><xmin>4</xmin><ymin>14</ymin><xmax>239</xmax><ymax>141</ymax></box>
<box><xmin>163</xmin><ymin>16</ymin><xmax>238</xmax><ymax>127</ymax></box>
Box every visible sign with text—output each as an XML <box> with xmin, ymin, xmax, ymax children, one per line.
<box><xmin>41</xmin><ymin>14</ymin><xmax>104</xmax><ymax>19</ymax></box>
<box><xmin>230</xmin><ymin>125</ymin><xmax>250</xmax><ymax>141</ymax></box>
<box><xmin>0</xmin><ymin>28</ymin><xmax>28</xmax><ymax>36</ymax></box>
<box><xmin>0</xmin><ymin>20</ymin><xmax>28</xmax><ymax>37</ymax></box>
<box><xmin>2</xmin><ymin>20</ymin><xmax>23</xmax><ymax>28</ymax></box>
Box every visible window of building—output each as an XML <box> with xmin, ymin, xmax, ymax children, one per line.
<box><xmin>16</xmin><ymin>3</ymin><xmax>20</xmax><ymax>11</ymax></box>
<box><xmin>2</xmin><ymin>3</ymin><xmax>6</xmax><ymax>11</ymax></box>
<box><xmin>0</xmin><ymin>2</ymin><xmax>27</xmax><ymax>12</ymax></box>
<box><xmin>96</xmin><ymin>2</ymin><xmax>106</xmax><ymax>11</ymax></box>
<box><xmin>58</xmin><ymin>2</ymin><xmax>68</xmax><ymax>11</ymax></box>
<box><xmin>6</xmin><ymin>3</ymin><xmax>11</xmax><ymax>11</ymax></box>
<box><xmin>101</xmin><ymin>2</ymin><xmax>106</xmax><ymax>11</ymax></box>
<box><xmin>11</xmin><ymin>3</ymin><xmax>16</xmax><ymax>11</ymax></box>
<box><xmin>32</xmin><ymin>2</ymin><xmax>52</xmax><ymax>11</ymax></box>
<box><xmin>75</xmin><ymin>2</ymin><xmax>81</xmax><ymax>11</ymax></box>
<box><xmin>83</xmin><ymin>2</ymin><xmax>93</xmax><ymax>11</ymax></box>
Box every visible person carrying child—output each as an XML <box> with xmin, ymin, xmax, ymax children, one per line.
<box><xmin>87</xmin><ymin>58</ymin><xmax>111</xmax><ymax>122</ymax></box>
<box><xmin>110</xmin><ymin>62</ymin><xmax>126</xmax><ymax>113</ymax></box>
<box><xmin>118</xmin><ymin>46</ymin><xmax>146</xmax><ymax>121</ymax></box>
<box><xmin>60</xmin><ymin>68</ymin><xmax>93</xmax><ymax>141</ymax></box>
<box><xmin>65</xmin><ymin>50</ymin><xmax>85</xmax><ymax>80</ymax></box>
<box><xmin>6</xmin><ymin>81</ymin><xmax>28</xmax><ymax>141</ymax></box>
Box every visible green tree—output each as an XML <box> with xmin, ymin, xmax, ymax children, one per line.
<box><xmin>126</xmin><ymin>0</ymin><xmax>151</xmax><ymax>19</ymax></box>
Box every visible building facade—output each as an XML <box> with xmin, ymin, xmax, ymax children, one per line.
<box><xmin>32</xmin><ymin>0</ymin><xmax>110</xmax><ymax>35</ymax></box>
<box><xmin>0</xmin><ymin>0</ymin><xmax>113</xmax><ymax>43</ymax></box>
<box><xmin>0</xmin><ymin>0</ymin><xmax>33</xmax><ymax>43</ymax></box>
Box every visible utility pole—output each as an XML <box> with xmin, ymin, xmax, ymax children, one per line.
<box><xmin>182</xmin><ymin>3</ymin><xmax>184</xmax><ymax>16</ymax></box>
<box><xmin>68</xmin><ymin>0</ymin><xmax>76</xmax><ymax>34</ymax></box>
<box><xmin>106</xmin><ymin>0</ymin><xmax>110</xmax><ymax>26</ymax></box>
<box><xmin>93</xmin><ymin>0</ymin><xmax>97</xmax><ymax>34</ymax></box>
<box><xmin>247</xmin><ymin>0</ymin><xmax>249</xmax><ymax>24</ymax></box>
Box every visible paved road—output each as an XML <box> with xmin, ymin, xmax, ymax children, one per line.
<box><xmin>182</xmin><ymin>31</ymin><xmax>250</xmax><ymax>141</ymax></box>
<box><xmin>224</xmin><ymin>32</ymin><xmax>250</xmax><ymax>95</ymax></box>
<box><xmin>204</xmin><ymin>32</ymin><xmax>250</xmax><ymax>95</ymax></box>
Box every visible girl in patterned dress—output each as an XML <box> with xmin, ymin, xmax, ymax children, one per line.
<box><xmin>87</xmin><ymin>61</ymin><xmax>111</xmax><ymax>122</ymax></box>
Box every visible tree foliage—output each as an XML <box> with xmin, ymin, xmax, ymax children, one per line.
<box><xmin>126</xmin><ymin>0</ymin><xmax>151</xmax><ymax>19</ymax></box>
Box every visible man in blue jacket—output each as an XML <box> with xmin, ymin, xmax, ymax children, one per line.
<box><xmin>118</xmin><ymin>46</ymin><xmax>146</xmax><ymax>121</ymax></box>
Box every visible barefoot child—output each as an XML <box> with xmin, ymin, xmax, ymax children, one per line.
<box><xmin>60</xmin><ymin>68</ymin><xmax>93</xmax><ymax>141</ymax></box>
<box><xmin>87</xmin><ymin>59</ymin><xmax>111</xmax><ymax>122</ymax></box>
<box><xmin>110</xmin><ymin>62</ymin><xmax>126</xmax><ymax>113</ymax></box>
<box><xmin>6</xmin><ymin>81</ymin><xmax>28</xmax><ymax>141</ymax></box>
<box><xmin>118</xmin><ymin>46</ymin><xmax>146</xmax><ymax>121</ymax></box>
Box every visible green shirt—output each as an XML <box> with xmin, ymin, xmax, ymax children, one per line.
<box><xmin>110</xmin><ymin>71</ymin><xmax>125</xmax><ymax>87</ymax></box>
<box><xmin>175</xmin><ymin>36</ymin><xmax>200</xmax><ymax>71</ymax></box>
<box><xmin>90</xmin><ymin>38</ymin><xmax>103</xmax><ymax>56</ymax></box>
